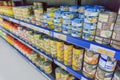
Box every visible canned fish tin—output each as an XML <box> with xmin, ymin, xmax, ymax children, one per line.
<box><xmin>82</xmin><ymin>61</ymin><xmax>97</xmax><ymax>79</ymax></box>
<box><xmin>84</xmin><ymin>49</ymin><xmax>99</xmax><ymax>65</ymax></box>
<box><xmin>43</xmin><ymin>61</ymin><xmax>52</xmax><ymax>74</ymax></box>
<box><xmin>99</xmin><ymin>11</ymin><xmax>117</xmax><ymax>23</ymax></box>
<box><xmin>55</xmin><ymin>67</ymin><xmax>62</xmax><ymax>80</ymax></box>
<box><xmin>110</xmin><ymin>40</ymin><xmax>120</xmax><ymax>49</ymax></box>
<box><xmin>62</xmin><ymin>24</ymin><xmax>71</xmax><ymax>29</ymax></box>
<box><xmin>60</xmin><ymin>6</ymin><xmax>69</xmax><ymax>11</ymax></box>
<box><xmin>95</xmin><ymin>36</ymin><xmax>111</xmax><ymax>45</ymax></box>
<box><xmin>71</xmin><ymin>30</ymin><xmax>82</xmax><ymax>37</ymax></box>
<box><xmin>83</xmin><ymin>28</ymin><xmax>96</xmax><ymax>35</ymax></box>
<box><xmin>84</xmin><ymin>23</ymin><xmax>97</xmax><ymax>29</ymax></box>
<box><xmin>61</xmin><ymin>70</ymin><xmax>69</xmax><ymax>80</ymax></box>
<box><xmin>54</xmin><ymin>11</ymin><xmax>62</xmax><ymax>19</ymax></box>
<box><xmin>62</xmin><ymin>12</ymin><xmax>77</xmax><ymax>19</ymax></box>
<box><xmin>54</xmin><ymin>25</ymin><xmax>62</xmax><ymax>32</ymax></box>
<box><xmin>112</xmin><ymin>31</ymin><xmax>120</xmax><ymax>41</ymax></box>
<box><xmin>97</xmin><ymin>22</ymin><xmax>114</xmax><ymax>30</ymax></box>
<box><xmin>50</xmin><ymin>38</ymin><xmax>57</xmax><ymax>58</ymax></box>
<box><xmin>78</xmin><ymin>12</ymin><xmax>85</xmax><ymax>19</ymax></box>
<box><xmin>71</xmin><ymin>18</ymin><xmax>83</xmax><ymax>31</ymax></box>
<box><xmin>82</xmin><ymin>33</ymin><xmax>94</xmax><ymax>41</ymax></box>
<box><xmin>84</xmin><ymin>7</ymin><xmax>99</xmax><ymax>17</ymax></box>
<box><xmin>72</xmin><ymin>46</ymin><xmax>84</xmax><ymax>71</ymax></box>
<box><xmin>62</xmin><ymin>19</ymin><xmax>71</xmax><ymax>25</ymax></box>
<box><xmin>84</xmin><ymin>16</ymin><xmax>98</xmax><ymax>23</ymax></box>
<box><xmin>95</xmin><ymin>66</ymin><xmax>114</xmax><ymax>80</ymax></box>
<box><xmin>112</xmin><ymin>70</ymin><xmax>120</xmax><ymax>80</ymax></box>
<box><xmin>64</xmin><ymin>43</ymin><xmax>73</xmax><ymax>66</ymax></box>
<box><xmin>78</xmin><ymin>6</ymin><xmax>86</xmax><ymax>13</ymax></box>
<box><xmin>56</xmin><ymin>40</ymin><xmax>64</xmax><ymax>62</ymax></box>
<box><xmin>62</xmin><ymin>27</ymin><xmax>71</xmax><ymax>35</ymax></box>
<box><xmin>69</xmin><ymin>6</ymin><xmax>78</xmax><ymax>12</ymax></box>
<box><xmin>98</xmin><ymin>54</ymin><xmax>117</xmax><ymax>72</ymax></box>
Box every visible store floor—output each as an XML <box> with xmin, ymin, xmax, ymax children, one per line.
<box><xmin>0</xmin><ymin>37</ymin><xmax>48</xmax><ymax>80</ymax></box>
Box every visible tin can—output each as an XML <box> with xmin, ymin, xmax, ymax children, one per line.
<box><xmin>55</xmin><ymin>67</ymin><xmax>62</xmax><ymax>80</ymax></box>
<box><xmin>110</xmin><ymin>40</ymin><xmax>120</xmax><ymax>49</ymax></box>
<box><xmin>62</xmin><ymin>12</ymin><xmax>77</xmax><ymax>19</ymax></box>
<box><xmin>60</xmin><ymin>6</ymin><xmax>69</xmax><ymax>12</ymax></box>
<box><xmin>50</xmin><ymin>38</ymin><xmax>57</xmax><ymax>58</ymax></box>
<box><xmin>112</xmin><ymin>31</ymin><xmax>120</xmax><ymax>41</ymax></box>
<box><xmin>43</xmin><ymin>61</ymin><xmax>52</xmax><ymax>74</ymax></box>
<box><xmin>71</xmin><ymin>30</ymin><xmax>82</xmax><ymax>38</ymax></box>
<box><xmin>78</xmin><ymin>12</ymin><xmax>85</xmax><ymax>19</ymax></box>
<box><xmin>69</xmin><ymin>6</ymin><xmax>78</xmax><ymax>12</ymax></box>
<box><xmin>56</xmin><ymin>40</ymin><xmax>64</xmax><ymax>62</ymax></box>
<box><xmin>62</xmin><ymin>27</ymin><xmax>71</xmax><ymax>35</ymax></box>
<box><xmin>44</xmin><ymin>37</ymin><xmax>51</xmax><ymax>55</ymax></box>
<box><xmin>84</xmin><ymin>49</ymin><xmax>99</xmax><ymax>65</ymax></box>
<box><xmin>64</xmin><ymin>43</ymin><xmax>73</xmax><ymax>66</ymax></box>
<box><xmin>72</xmin><ymin>46</ymin><xmax>84</xmax><ymax>71</ymax></box>
<box><xmin>82</xmin><ymin>32</ymin><xmax>94</xmax><ymax>41</ymax></box>
<box><xmin>61</xmin><ymin>70</ymin><xmax>69</xmax><ymax>80</ymax></box>
<box><xmin>82</xmin><ymin>61</ymin><xmax>97</xmax><ymax>79</ymax></box>
<box><xmin>54</xmin><ymin>25</ymin><xmax>62</xmax><ymax>32</ymax></box>
<box><xmin>84</xmin><ymin>16</ymin><xmax>98</xmax><ymax>23</ymax></box>
<box><xmin>112</xmin><ymin>70</ymin><xmax>120</xmax><ymax>80</ymax></box>
<box><xmin>95</xmin><ymin>66</ymin><xmax>114</xmax><ymax>80</ymax></box>
<box><xmin>98</xmin><ymin>54</ymin><xmax>117</xmax><ymax>72</ymax></box>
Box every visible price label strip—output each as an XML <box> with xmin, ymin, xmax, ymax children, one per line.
<box><xmin>90</xmin><ymin>44</ymin><xmax>115</xmax><ymax>57</ymax></box>
<box><xmin>39</xmin><ymin>28</ymin><xmax>50</xmax><ymax>35</ymax></box>
<box><xmin>9</xmin><ymin>18</ymin><xmax>19</xmax><ymax>24</ymax></box>
<box><xmin>54</xmin><ymin>33</ymin><xmax>66</xmax><ymax>41</ymax></box>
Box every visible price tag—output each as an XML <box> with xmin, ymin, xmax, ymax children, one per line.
<box><xmin>54</xmin><ymin>33</ymin><xmax>66</xmax><ymax>41</ymax></box>
<box><xmin>39</xmin><ymin>28</ymin><xmax>50</xmax><ymax>35</ymax></box>
<box><xmin>90</xmin><ymin>44</ymin><xmax>115</xmax><ymax>57</ymax></box>
<box><xmin>9</xmin><ymin>18</ymin><xmax>19</xmax><ymax>24</ymax></box>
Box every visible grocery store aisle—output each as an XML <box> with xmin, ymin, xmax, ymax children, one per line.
<box><xmin>0</xmin><ymin>37</ymin><xmax>48</xmax><ymax>80</ymax></box>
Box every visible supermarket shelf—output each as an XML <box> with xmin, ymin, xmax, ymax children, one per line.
<box><xmin>0</xmin><ymin>15</ymin><xmax>120</xmax><ymax>60</ymax></box>
<box><xmin>0</xmin><ymin>27</ymin><xmax>53</xmax><ymax>61</ymax></box>
<box><xmin>0</xmin><ymin>37</ymin><xmax>54</xmax><ymax>80</ymax></box>
<box><xmin>54</xmin><ymin>59</ymin><xmax>91</xmax><ymax>80</ymax></box>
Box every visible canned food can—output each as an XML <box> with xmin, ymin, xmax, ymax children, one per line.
<box><xmin>55</xmin><ymin>67</ymin><xmax>62</xmax><ymax>80</ymax></box>
<box><xmin>62</xmin><ymin>19</ymin><xmax>71</xmax><ymax>25</ymax></box>
<box><xmin>71</xmin><ymin>30</ymin><xmax>82</xmax><ymax>37</ymax></box>
<box><xmin>72</xmin><ymin>46</ymin><xmax>84</xmax><ymax>71</ymax></box>
<box><xmin>82</xmin><ymin>33</ymin><xmax>94</xmax><ymax>41</ymax></box>
<box><xmin>78</xmin><ymin>12</ymin><xmax>85</xmax><ymax>19</ymax></box>
<box><xmin>98</xmin><ymin>54</ymin><xmax>117</xmax><ymax>72</ymax></box>
<box><xmin>69</xmin><ymin>6</ymin><xmax>78</xmax><ymax>12</ymax></box>
<box><xmin>43</xmin><ymin>61</ymin><xmax>52</xmax><ymax>74</ymax></box>
<box><xmin>60</xmin><ymin>6</ymin><xmax>69</xmax><ymax>11</ymax></box>
<box><xmin>112</xmin><ymin>31</ymin><xmax>120</xmax><ymax>41</ymax></box>
<box><xmin>62</xmin><ymin>27</ymin><xmax>71</xmax><ymax>35</ymax></box>
<box><xmin>112</xmin><ymin>70</ymin><xmax>120</xmax><ymax>80</ymax></box>
<box><xmin>110</xmin><ymin>40</ymin><xmax>120</xmax><ymax>49</ymax></box>
<box><xmin>61</xmin><ymin>70</ymin><xmax>69</xmax><ymax>80</ymax></box>
<box><xmin>84</xmin><ymin>16</ymin><xmax>98</xmax><ymax>23</ymax></box>
<box><xmin>95</xmin><ymin>66</ymin><xmax>114</xmax><ymax>80</ymax></box>
<box><xmin>82</xmin><ymin>61</ymin><xmax>97</xmax><ymax>79</ymax></box>
<box><xmin>62</xmin><ymin>12</ymin><xmax>77</xmax><ymax>19</ymax></box>
<box><xmin>84</xmin><ymin>49</ymin><xmax>99</xmax><ymax>65</ymax></box>
<box><xmin>54</xmin><ymin>25</ymin><xmax>62</xmax><ymax>32</ymax></box>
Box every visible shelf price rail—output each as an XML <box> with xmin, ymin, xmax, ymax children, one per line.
<box><xmin>0</xmin><ymin>27</ymin><xmax>92</xmax><ymax>80</ymax></box>
<box><xmin>0</xmin><ymin>36</ymin><xmax>54</xmax><ymax>80</ymax></box>
<box><xmin>0</xmin><ymin>15</ymin><xmax>120</xmax><ymax>60</ymax></box>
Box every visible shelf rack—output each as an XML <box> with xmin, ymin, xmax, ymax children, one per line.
<box><xmin>0</xmin><ymin>15</ymin><xmax>120</xmax><ymax>60</ymax></box>
<box><xmin>0</xmin><ymin>27</ymin><xmax>91</xmax><ymax>80</ymax></box>
<box><xmin>0</xmin><ymin>36</ymin><xmax>54</xmax><ymax>80</ymax></box>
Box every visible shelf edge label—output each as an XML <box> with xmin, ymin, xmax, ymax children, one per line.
<box><xmin>39</xmin><ymin>28</ymin><xmax>50</xmax><ymax>35</ymax></box>
<box><xmin>54</xmin><ymin>33</ymin><xmax>66</xmax><ymax>41</ymax></box>
<box><xmin>90</xmin><ymin>44</ymin><xmax>115</xmax><ymax>57</ymax></box>
<box><xmin>9</xmin><ymin>18</ymin><xmax>19</xmax><ymax>24</ymax></box>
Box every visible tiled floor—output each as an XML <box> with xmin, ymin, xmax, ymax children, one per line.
<box><xmin>0</xmin><ymin>37</ymin><xmax>48</xmax><ymax>80</ymax></box>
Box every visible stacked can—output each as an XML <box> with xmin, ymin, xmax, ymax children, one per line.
<box><xmin>43</xmin><ymin>61</ymin><xmax>52</xmax><ymax>74</ymax></box>
<box><xmin>82</xmin><ymin>49</ymin><xmax>99</xmax><ymax>79</ymax></box>
<box><xmin>78</xmin><ymin>6</ymin><xmax>86</xmax><ymax>19</ymax></box>
<box><xmin>95</xmin><ymin>54</ymin><xmax>117</xmax><ymax>80</ymax></box>
<box><xmin>44</xmin><ymin>36</ymin><xmax>51</xmax><ymax>55</ymax></box>
<box><xmin>61</xmin><ymin>6</ymin><xmax>77</xmax><ymax>35</ymax></box>
<box><xmin>72</xmin><ymin>46</ymin><xmax>84</xmax><ymax>71</ymax></box>
<box><xmin>40</xmin><ymin>13</ymin><xmax>48</xmax><ymax>28</ymax></box>
<box><xmin>50</xmin><ymin>38</ymin><xmax>57</xmax><ymax>58</ymax></box>
<box><xmin>82</xmin><ymin>5</ymin><xmax>104</xmax><ymax>41</ymax></box>
<box><xmin>110</xmin><ymin>14</ymin><xmax>120</xmax><ymax>49</ymax></box>
<box><xmin>47</xmin><ymin>8</ymin><xmax>58</xmax><ymax>30</ymax></box>
<box><xmin>56</xmin><ymin>40</ymin><xmax>64</xmax><ymax>62</ymax></box>
<box><xmin>54</xmin><ymin>11</ymin><xmax>62</xmax><ymax>32</ymax></box>
<box><xmin>71</xmin><ymin>18</ymin><xmax>83</xmax><ymax>37</ymax></box>
<box><xmin>64</xmin><ymin>43</ymin><xmax>73</xmax><ymax>66</ymax></box>
<box><xmin>95</xmin><ymin>11</ymin><xmax>117</xmax><ymax>45</ymax></box>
